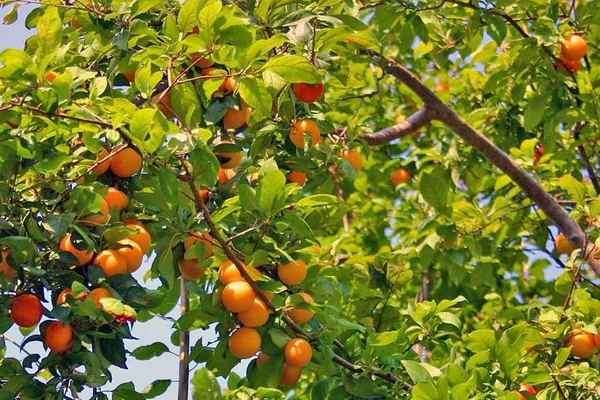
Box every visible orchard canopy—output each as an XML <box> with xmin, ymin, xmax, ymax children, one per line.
<box><xmin>1</xmin><ymin>0</ymin><xmax>600</xmax><ymax>399</ymax></box>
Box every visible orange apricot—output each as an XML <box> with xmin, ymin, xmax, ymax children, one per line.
<box><xmin>59</xmin><ymin>233</ymin><xmax>94</xmax><ymax>266</ymax></box>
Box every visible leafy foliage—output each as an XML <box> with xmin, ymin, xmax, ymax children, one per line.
<box><xmin>1</xmin><ymin>0</ymin><xmax>600</xmax><ymax>399</ymax></box>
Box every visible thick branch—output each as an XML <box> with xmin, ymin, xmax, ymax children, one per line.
<box><xmin>360</xmin><ymin>108</ymin><xmax>432</xmax><ymax>145</ymax></box>
<box><xmin>360</xmin><ymin>54</ymin><xmax>600</xmax><ymax>276</ymax></box>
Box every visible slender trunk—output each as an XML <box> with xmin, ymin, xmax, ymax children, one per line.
<box><xmin>178</xmin><ymin>277</ymin><xmax>190</xmax><ymax>400</ymax></box>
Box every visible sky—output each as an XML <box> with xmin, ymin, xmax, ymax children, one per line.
<box><xmin>0</xmin><ymin>5</ymin><xmax>243</xmax><ymax>399</ymax></box>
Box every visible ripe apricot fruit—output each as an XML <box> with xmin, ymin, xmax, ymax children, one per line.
<box><xmin>289</xmin><ymin>119</ymin><xmax>322</xmax><ymax>149</ymax></box>
<box><xmin>184</xmin><ymin>231</ymin><xmax>214</xmax><ymax>258</ymax></box>
<box><xmin>81</xmin><ymin>198</ymin><xmax>109</xmax><ymax>226</ymax></box>
<box><xmin>286</xmin><ymin>171</ymin><xmax>307</xmax><ymax>186</ymax></box>
<box><xmin>277</xmin><ymin>259</ymin><xmax>308</xmax><ymax>286</ymax></box>
<box><xmin>433</xmin><ymin>82</ymin><xmax>450</xmax><ymax>92</ymax></box>
<box><xmin>556</xmin><ymin>56</ymin><xmax>580</xmax><ymax>75</ymax></box>
<box><xmin>189</xmin><ymin>53</ymin><xmax>214</xmax><ymax>68</ymax></box>
<box><xmin>517</xmin><ymin>384</ymin><xmax>536</xmax><ymax>400</ymax></box>
<box><xmin>228</xmin><ymin>327</ymin><xmax>261</xmax><ymax>359</ymax></box>
<box><xmin>218</xmin><ymin>260</ymin><xmax>245</xmax><ymax>285</ymax></box>
<box><xmin>104</xmin><ymin>187</ymin><xmax>128</xmax><ymax>213</ymax></box>
<box><xmin>59</xmin><ymin>233</ymin><xmax>94</xmax><ymax>266</ymax></box>
<box><xmin>280</xmin><ymin>364</ymin><xmax>302</xmax><ymax>387</ymax></box>
<box><xmin>223</xmin><ymin>102</ymin><xmax>251</xmax><ymax>131</ymax></box>
<box><xmin>94</xmin><ymin>249</ymin><xmax>128</xmax><ymax>277</ymax></box>
<box><xmin>292</xmin><ymin>82</ymin><xmax>324</xmax><ymax>103</ymax></box>
<box><xmin>115</xmin><ymin>239</ymin><xmax>144</xmax><ymax>273</ymax></box>
<box><xmin>89</xmin><ymin>287</ymin><xmax>113</xmax><ymax>308</ymax></box>
<box><xmin>342</xmin><ymin>150</ymin><xmax>363</xmax><ymax>172</ymax></box>
<box><xmin>237</xmin><ymin>298</ymin><xmax>269</xmax><ymax>327</ymax></box>
<box><xmin>45</xmin><ymin>71</ymin><xmax>58</xmax><ymax>83</ymax></box>
<box><xmin>152</xmin><ymin>90</ymin><xmax>176</xmax><ymax>119</ymax></box>
<box><xmin>123</xmin><ymin>70</ymin><xmax>136</xmax><ymax>83</ymax></box>
<box><xmin>109</xmin><ymin>145</ymin><xmax>142</xmax><ymax>178</ymax></box>
<box><xmin>92</xmin><ymin>146</ymin><xmax>111</xmax><ymax>176</ymax></box>
<box><xmin>56</xmin><ymin>288</ymin><xmax>75</xmax><ymax>305</ymax></box>
<box><xmin>214</xmin><ymin>141</ymin><xmax>243</xmax><ymax>169</ymax></box>
<box><xmin>555</xmin><ymin>233</ymin><xmax>576</xmax><ymax>254</ymax></box>
<box><xmin>566</xmin><ymin>331</ymin><xmax>596</xmax><ymax>358</ymax></box>
<box><xmin>70</xmin><ymin>18</ymin><xmax>83</xmax><ymax>29</ymax></box>
<box><xmin>178</xmin><ymin>258</ymin><xmax>206</xmax><ymax>280</ymax></box>
<box><xmin>561</xmin><ymin>34</ymin><xmax>587</xmax><ymax>61</ymax></box>
<box><xmin>221</xmin><ymin>281</ymin><xmax>256</xmax><ymax>313</ymax></box>
<box><xmin>0</xmin><ymin>249</ymin><xmax>17</xmax><ymax>279</ymax></box>
<box><xmin>11</xmin><ymin>294</ymin><xmax>43</xmax><ymax>328</ymax></box>
<box><xmin>198</xmin><ymin>186</ymin><xmax>210</xmax><ymax>203</ymax></box>
<box><xmin>256</xmin><ymin>352</ymin><xmax>270</xmax><ymax>367</ymax></box>
<box><xmin>44</xmin><ymin>321</ymin><xmax>74</xmax><ymax>353</ymax></box>
<box><xmin>284</xmin><ymin>337</ymin><xmax>312</xmax><ymax>367</ymax></box>
<box><xmin>286</xmin><ymin>292</ymin><xmax>314</xmax><ymax>324</ymax></box>
<box><xmin>218</xmin><ymin>77</ymin><xmax>236</xmax><ymax>93</ymax></box>
<box><xmin>218</xmin><ymin>168</ymin><xmax>236</xmax><ymax>185</ymax></box>
<box><xmin>125</xmin><ymin>221</ymin><xmax>152</xmax><ymax>254</ymax></box>
<box><xmin>391</xmin><ymin>168</ymin><xmax>411</xmax><ymax>186</ymax></box>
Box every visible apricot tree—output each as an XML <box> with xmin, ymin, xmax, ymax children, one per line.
<box><xmin>1</xmin><ymin>0</ymin><xmax>600</xmax><ymax>399</ymax></box>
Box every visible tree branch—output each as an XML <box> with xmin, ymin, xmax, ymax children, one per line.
<box><xmin>177</xmin><ymin>159</ymin><xmax>411</xmax><ymax>389</ymax></box>
<box><xmin>178</xmin><ymin>277</ymin><xmax>190</xmax><ymax>400</ymax></box>
<box><xmin>360</xmin><ymin>52</ymin><xmax>600</xmax><ymax>277</ymax></box>
<box><xmin>360</xmin><ymin>108</ymin><xmax>433</xmax><ymax>145</ymax></box>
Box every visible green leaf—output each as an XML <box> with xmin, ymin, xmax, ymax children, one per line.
<box><xmin>2</xmin><ymin>4</ymin><xmax>19</xmax><ymax>25</ymax></box>
<box><xmin>486</xmin><ymin>15</ymin><xmax>507</xmax><ymax>45</ymax></box>
<box><xmin>282</xmin><ymin>209</ymin><xmax>315</xmax><ymax>241</ymax></box>
<box><xmin>131</xmin><ymin>343</ymin><xmax>170</xmax><ymax>360</ymax></box>
<box><xmin>256</xmin><ymin>170</ymin><xmax>286</xmax><ymax>215</ymax></box>
<box><xmin>142</xmin><ymin>379</ymin><xmax>171</xmax><ymax>398</ymax></box>
<box><xmin>464</xmin><ymin>329</ymin><xmax>496</xmax><ymax>353</ymax></box>
<box><xmin>171</xmin><ymin>83</ymin><xmax>202</xmax><ymax>128</ymax></box>
<box><xmin>198</xmin><ymin>0</ymin><xmax>222</xmax><ymax>32</ymax></box>
<box><xmin>555</xmin><ymin>346</ymin><xmax>571</xmax><ymax>368</ymax></box>
<box><xmin>188</xmin><ymin>143</ymin><xmax>220</xmax><ymax>188</ymax></box>
<box><xmin>367</xmin><ymin>330</ymin><xmax>400</xmax><ymax>347</ymax></box>
<box><xmin>559</xmin><ymin>174</ymin><xmax>587</xmax><ymax>205</ymax></box>
<box><xmin>523</xmin><ymin>93</ymin><xmax>546</xmax><ymax>131</ymax></box>
<box><xmin>437</xmin><ymin>312</ymin><xmax>461</xmax><ymax>329</ymax></box>
<box><xmin>261</xmin><ymin>55</ymin><xmax>321</xmax><ymax>84</ymax></box>
<box><xmin>555</xmin><ymin>269</ymin><xmax>574</xmax><ymax>295</ymax></box>
<box><xmin>239</xmin><ymin>77</ymin><xmax>273</xmax><ymax>119</ymax></box>
<box><xmin>411</xmin><ymin>381</ymin><xmax>437</xmax><ymax>400</ymax></box>
<box><xmin>495</xmin><ymin>337</ymin><xmax>519</xmax><ymax>380</ymax></box>
<box><xmin>177</xmin><ymin>0</ymin><xmax>200</xmax><ymax>33</ymax></box>
<box><xmin>402</xmin><ymin>360</ymin><xmax>433</xmax><ymax>384</ymax></box>
<box><xmin>35</xmin><ymin>6</ymin><xmax>62</xmax><ymax>69</ymax></box>
<box><xmin>98</xmin><ymin>335</ymin><xmax>128</xmax><ymax>369</ymax></box>
<box><xmin>420</xmin><ymin>172</ymin><xmax>449</xmax><ymax>212</ymax></box>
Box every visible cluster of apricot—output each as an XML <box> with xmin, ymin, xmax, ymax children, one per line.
<box><xmin>216</xmin><ymin>257</ymin><xmax>315</xmax><ymax>386</ymax></box>
<box><xmin>3</xmin><ymin>141</ymin><xmax>154</xmax><ymax>354</ymax></box>
<box><xmin>557</xmin><ymin>34</ymin><xmax>587</xmax><ymax>74</ymax></box>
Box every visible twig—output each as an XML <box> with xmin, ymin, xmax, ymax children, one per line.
<box><xmin>572</xmin><ymin>121</ymin><xmax>600</xmax><ymax>195</ymax></box>
<box><xmin>328</xmin><ymin>166</ymin><xmax>350</xmax><ymax>232</ymax></box>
